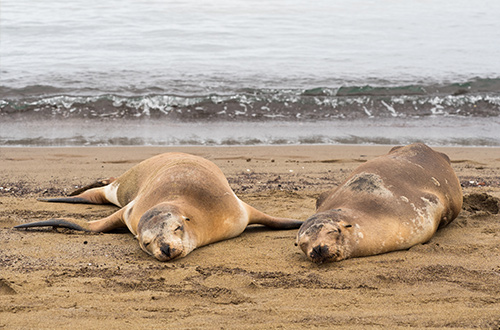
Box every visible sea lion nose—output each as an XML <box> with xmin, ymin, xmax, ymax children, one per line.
<box><xmin>311</xmin><ymin>244</ymin><xmax>329</xmax><ymax>259</ymax></box>
<box><xmin>160</xmin><ymin>244</ymin><xmax>171</xmax><ymax>257</ymax></box>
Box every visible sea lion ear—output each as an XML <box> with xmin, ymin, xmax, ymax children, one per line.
<box><xmin>182</xmin><ymin>216</ymin><xmax>190</xmax><ymax>221</ymax></box>
<box><xmin>294</xmin><ymin>235</ymin><xmax>300</xmax><ymax>246</ymax></box>
<box><xmin>295</xmin><ymin>231</ymin><xmax>305</xmax><ymax>246</ymax></box>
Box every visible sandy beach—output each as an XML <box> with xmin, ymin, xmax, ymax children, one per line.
<box><xmin>1</xmin><ymin>145</ymin><xmax>499</xmax><ymax>329</ymax></box>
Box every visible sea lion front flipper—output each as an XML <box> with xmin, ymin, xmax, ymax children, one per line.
<box><xmin>14</xmin><ymin>208</ymin><xmax>127</xmax><ymax>233</ymax></box>
<box><xmin>243</xmin><ymin>202</ymin><xmax>303</xmax><ymax>229</ymax></box>
<box><xmin>316</xmin><ymin>190</ymin><xmax>334</xmax><ymax>210</ymax></box>
<box><xmin>14</xmin><ymin>218</ymin><xmax>92</xmax><ymax>231</ymax></box>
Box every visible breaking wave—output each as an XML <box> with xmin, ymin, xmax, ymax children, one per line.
<box><xmin>1</xmin><ymin>78</ymin><xmax>499</xmax><ymax>121</ymax></box>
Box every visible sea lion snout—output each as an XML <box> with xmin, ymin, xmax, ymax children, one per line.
<box><xmin>160</xmin><ymin>244</ymin><xmax>172</xmax><ymax>258</ymax></box>
<box><xmin>309</xmin><ymin>244</ymin><xmax>332</xmax><ymax>264</ymax></box>
<box><xmin>156</xmin><ymin>243</ymin><xmax>182</xmax><ymax>261</ymax></box>
<box><xmin>143</xmin><ymin>233</ymin><xmax>185</xmax><ymax>262</ymax></box>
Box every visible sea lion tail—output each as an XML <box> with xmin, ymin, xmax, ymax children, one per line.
<box><xmin>14</xmin><ymin>218</ymin><xmax>91</xmax><ymax>231</ymax></box>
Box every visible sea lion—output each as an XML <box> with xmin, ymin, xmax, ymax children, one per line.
<box><xmin>15</xmin><ymin>152</ymin><xmax>302</xmax><ymax>261</ymax></box>
<box><xmin>296</xmin><ymin>143</ymin><xmax>463</xmax><ymax>263</ymax></box>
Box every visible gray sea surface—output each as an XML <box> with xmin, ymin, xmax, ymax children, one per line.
<box><xmin>1</xmin><ymin>0</ymin><xmax>499</xmax><ymax>146</ymax></box>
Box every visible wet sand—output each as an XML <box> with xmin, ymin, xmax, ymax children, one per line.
<box><xmin>1</xmin><ymin>145</ymin><xmax>500</xmax><ymax>329</ymax></box>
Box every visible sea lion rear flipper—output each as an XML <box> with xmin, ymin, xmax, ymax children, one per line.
<box><xmin>38</xmin><ymin>197</ymin><xmax>98</xmax><ymax>204</ymax></box>
<box><xmin>389</xmin><ymin>145</ymin><xmax>403</xmax><ymax>153</ymax></box>
<box><xmin>38</xmin><ymin>186</ymin><xmax>110</xmax><ymax>205</ymax></box>
<box><xmin>68</xmin><ymin>177</ymin><xmax>116</xmax><ymax>196</ymax></box>
<box><xmin>244</xmin><ymin>203</ymin><xmax>303</xmax><ymax>229</ymax></box>
<box><xmin>14</xmin><ymin>208</ymin><xmax>127</xmax><ymax>233</ymax></box>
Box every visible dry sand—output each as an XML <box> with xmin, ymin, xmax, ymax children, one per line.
<box><xmin>1</xmin><ymin>145</ymin><xmax>499</xmax><ymax>329</ymax></box>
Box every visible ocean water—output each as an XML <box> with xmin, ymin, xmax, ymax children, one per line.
<box><xmin>1</xmin><ymin>0</ymin><xmax>500</xmax><ymax>146</ymax></box>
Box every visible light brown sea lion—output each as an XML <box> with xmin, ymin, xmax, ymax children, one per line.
<box><xmin>15</xmin><ymin>152</ymin><xmax>302</xmax><ymax>261</ymax></box>
<box><xmin>296</xmin><ymin>143</ymin><xmax>463</xmax><ymax>264</ymax></box>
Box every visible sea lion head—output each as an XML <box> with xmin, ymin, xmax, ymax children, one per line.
<box><xmin>295</xmin><ymin>209</ymin><xmax>354</xmax><ymax>263</ymax></box>
<box><xmin>137</xmin><ymin>204</ymin><xmax>195</xmax><ymax>261</ymax></box>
